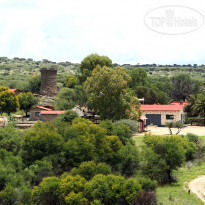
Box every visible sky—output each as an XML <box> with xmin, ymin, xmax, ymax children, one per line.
<box><xmin>0</xmin><ymin>0</ymin><xmax>205</xmax><ymax>65</ymax></box>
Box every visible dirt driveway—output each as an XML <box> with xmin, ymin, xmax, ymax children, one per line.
<box><xmin>140</xmin><ymin>125</ymin><xmax>205</xmax><ymax>136</ymax></box>
<box><xmin>189</xmin><ymin>176</ymin><xmax>205</xmax><ymax>203</ymax></box>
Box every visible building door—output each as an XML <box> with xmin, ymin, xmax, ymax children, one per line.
<box><xmin>146</xmin><ymin>114</ymin><xmax>161</xmax><ymax>126</ymax></box>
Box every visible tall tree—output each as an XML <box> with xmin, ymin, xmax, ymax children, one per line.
<box><xmin>192</xmin><ymin>95</ymin><xmax>205</xmax><ymax>117</ymax></box>
<box><xmin>85</xmin><ymin>65</ymin><xmax>141</xmax><ymax>121</ymax></box>
<box><xmin>80</xmin><ymin>54</ymin><xmax>113</xmax><ymax>82</ymax></box>
<box><xmin>170</xmin><ymin>73</ymin><xmax>201</xmax><ymax>101</ymax></box>
<box><xmin>0</xmin><ymin>90</ymin><xmax>19</xmax><ymax>114</ymax></box>
<box><xmin>18</xmin><ymin>92</ymin><xmax>39</xmax><ymax>116</ymax></box>
<box><xmin>128</xmin><ymin>68</ymin><xmax>151</xmax><ymax>88</ymax></box>
<box><xmin>28</xmin><ymin>74</ymin><xmax>41</xmax><ymax>93</ymax></box>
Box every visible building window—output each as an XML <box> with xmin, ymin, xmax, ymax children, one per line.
<box><xmin>166</xmin><ymin>115</ymin><xmax>174</xmax><ymax>120</ymax></box>
<box><xmin>35</xmin><ymin>112</ymin><xmax>41</xmax><ymax>117</ymax></box>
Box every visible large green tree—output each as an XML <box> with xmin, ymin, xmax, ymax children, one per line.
<box><xmin>80</xmin><ymin>54</ymin><xmax>113</xmax><ymax>82</ymax></box>
<box><xmin>170</xmin><ymin>73</ymin><xmax>201</xmax><ymax>101</ymax></box>
<box><xmin>18</xmin><ymin>92</ymin><xmax>39</xmax><ymax>116</ymax></box>
<box><xmin>0</xmin><ymin>89</ymin><xmax>19</xmax><ymax>114</ymax></box>
<box><xmin>85</xmin><ymin>65</ymin><xmax>141</xmax><ymax>121</ymax></box>
<box><xmin>28</xmin><ymin>74</ymin><xmax>41</xmax><ymax>93</ymax></box>
<box><xmin>142</xmin><ymin>134</ymin><xmax>196</xmax><ymax>183</ymax></box>
<box><xmin>128</xmin><ymin>68</ymin><xmax>151</xmax><ymax>88</ymax></box>
<box><xmin>54</xmin><ymin>88</ymin><xmax>76</xmax><ymax>110</ymax></box>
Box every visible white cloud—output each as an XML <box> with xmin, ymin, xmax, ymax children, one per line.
<box><xmin>0</xmin><ymin>0</ymin><xmax>204</xmax><ymax>64</ymax></box>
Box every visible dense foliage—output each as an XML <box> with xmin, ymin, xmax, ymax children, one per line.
<box><xmin>0</xmin><ymin>54</ymin><xmax>204</xmax><ymax>204</ymax></box>
<box><xmin>0</xmin><ymin>116</ymin><xmax>199</xmax><ymax>204</ymax></box>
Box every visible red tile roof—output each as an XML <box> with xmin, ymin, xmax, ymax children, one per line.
<box><xmin>140</xmin><ymin>104</ymin><xmax>184</xmax><ymax>111</ymax></box>
<box><xmin>40</xmin><ymin>111</ymin><xmax>66</xmax><ymax>115</ymax></box>
<box><xmin>8</xmin><ymin>89</ymin><xmax>18</xmax><ymax>92</ymax></box>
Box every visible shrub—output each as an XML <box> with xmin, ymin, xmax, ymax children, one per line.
<box><xmin>56</xmin><ymin>110</ymin><xmax>78</xmax><ymax>123</ymax></box>
<box><xmin>117</xmin><ymin>144</ymin><xmax>140</xmax><ymax>177</ymax></box>
<box><xmin>71</xmin><ymin>161</ymin><xmax>111</xmax><ymax>180</ymax></box>
<box><xmin>131</xmin><ymin>191</ymin><xmax>157</xmax><ymax>205</ymax></box>
<box><xmin>186</xmin><ymin>133</ymin><xmax>199</xmax><ymax>144</ymax></box>
<box><xmin>114</xmin><ymin>119</ymin><xmax>138</xmax><ymax>133</ymax></box>
<box><xmin>138</xmin><ymin>178</ymin><xmax>157</xmax><ymax>192</ymax></box>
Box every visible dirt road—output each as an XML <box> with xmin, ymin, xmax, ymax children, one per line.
<box><xmin>189</xmin><ymin>176</ymin><xmax>205</xmax><ymax>203</ymax></box>
<box><xmin>139</xmin><ymin>125</ymin><xmax>205</xmax><ymax>136</ymax></box>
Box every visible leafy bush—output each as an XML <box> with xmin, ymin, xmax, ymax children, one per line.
<box><xmin>21</xmin><ymin>122</ymin><xmax>64</xmax><ymax>164</ymax></box>
<box><xmin>186</xmin><ymin>133</ymin><xmax>199</xmax><ymax>144</ymax></box>
<box><xmin>131</xmin><ymin>191</ymin><xmax>157</xmax><ymax>205</ymax></box>
<box><xmin>138</xmin><ymin>178</ymin><xmax>157</xmax><ymax>192</ymax></box>
<box><xmin>71</xmin><ymin>161</ymin><xmax>111</xmax><ymax>180</ymax></box>
<box><xmin>56</xmin><ymin>110</ymin><xmax>78</xmax><ymax>123</ymax></box>
<box><xmin>142</xmin><ymin>134</ymin><xmax>197</xmax><ymax>183</ymax></box>
<box><xmin>114</xmin><ymin>119</ymin><xmax>138</xmax><ymax>133</ymax></box>
<box><xmin>116</xmin><ymin>143</ymin><xmax>140</xmax><ymax>177</ymax></box>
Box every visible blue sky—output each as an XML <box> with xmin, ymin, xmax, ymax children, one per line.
<box><xmin>0</xmin><ymin>0</ymin><xmax>205</xmax><ymax>64</ymax></box>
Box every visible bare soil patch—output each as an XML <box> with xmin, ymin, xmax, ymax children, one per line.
<box><xmin>142</xmin><ymin>125</ymin><xmax>205</xmax><ymax>136</ymax></box>
<box><xmin>188</xmin><ymin>175</ymin><xmax>205</xmax><ymax>203</ymax></box>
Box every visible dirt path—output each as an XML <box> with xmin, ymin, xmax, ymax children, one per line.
<box><xmin>189</xmin><ymin>176</ymin><xmax>205</xmax><ymax>203</ymax></box>
<box><xmin>134</xmin><ymin>125</ymin><xmax>205</xmax><ymax>136</ymax></box>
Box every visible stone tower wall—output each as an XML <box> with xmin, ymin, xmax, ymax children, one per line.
<box><xmin>40</xmin><ymin>68</ymin><xmax>58</xmax><ymax>96</ymax></box>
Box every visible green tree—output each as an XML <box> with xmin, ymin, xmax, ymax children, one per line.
<box><xmin>60</xmin><ymin>175</ymin><xmax>87</xmax><ymax>199</ymax></box>
<box><xmin>0</xmin><ymin>90</ymin><xmax>19</xmax><ymax>114</ymax></box>
<box><xmin>18</xmin><ymin>92</ymin><xmax>39</xmax><ymax>116</ymax></box>
<box><xmin>165</xmin><ymin>121</ymin><xmax>184</xmax><ymax>135</ymax></box>
<box><xmin>28</xmin><ymin>74</ymin><xmax>41</xmax><ymax>93</ymax></box>
<box><xmin>21</xmin><ymin>122</ymin><xmax>64</xmax><ymax>164</ymax></box>
<box><xmin>63</xmin><ymin>118</ymin><xmax>123</xmax><ymax>167</ymax></box>
<box><xmin>80</xmin><ymin>54</ymin><xmax>113</xmax><ymax>81</ymax></box>
<box><xmin>135</xmin><ymin>86</ymin><xmax>170</xmax><ymax>104</ymax></box>
<box><xmin>84</xmin><ymin>174</ymin><xmax>141</xmax><ymax>205</ymax></box>
<box><xmin>32</xmin><ymin>176</ymin><xmax>61</xmax><ymax>205</ymax></box>
<box><xmin>0</xmin><ymin>125</ymin><xmax>22</xmax><ymax>155</ymax></box>
<box><xmin>128</xmin><ymin>68</ymin><xmax>151</xmax><ymax>88</ymax></box>
<box><xmin>55</xmin><ymin>88</ymin><xmax>76</xmax><ymax>110</ymax></box>
<box><xmin>85</xmin><ymin>65</ymin><xmax>141</xmax><ymax>120</ymax></box>
<box><xmin>0</xmin><ymin>185</ymin><xmax>19</xmax><ymax>205</ymax></box>
<box><xmin>142</xmin><ymin>134</ymin><xmax>196</xmax><ymax>183</ymax></box>
<box><xmin>117</xmin><ymin>144</ymin><xmax>140</xmax><ymax>177</ymax></box>
<box><xmin>192</xmin><ymin>95</ymin><xmax>205</xmax><ymax>117</ymax></box>
<box><xmin>64</xmin><ymin>75</ymin><xmax>79</xmax><ymax>88</ymax></box>
<box><xmin>56</xmin><ymin>110</ymin><xmax>78</xmax><ymax>123</ymax></box>
<box><xmin>71</xmin><ymin>161</ymin><xmax>111</xmax><ymax>180</ymax></box>
<box><xmin>186</xmin><ymin>94</ymin><xmax>203</xmax><ymax>116</ymax></box>
<box><xmin>170</xmin><ymin>73</ymin><xmax>201</xmax><ymax>101</ymax></box>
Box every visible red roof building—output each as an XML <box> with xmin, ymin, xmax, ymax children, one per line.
<box><xmin>8</xmin><ymin>88</ymin><xmax>21</xmax><ymax>95</ymax></box>
<box><xmin>140</xmin><ymin>104</ymin><xmax>185</xmax><ymax>126</ymax></box>
<box><xmin>40</xmin><ymin>111</ymin><xmax>66</xmax><ymax>115</ymax></box>
<box><xmin>140</xmin><ymin>104</ymin><xmax>184</xmax><ymax>111</ymax></box>
<box><xmin>40</xmin><ymin>110</ymin><xmax>66</xmax><ymax>122</ymax></box>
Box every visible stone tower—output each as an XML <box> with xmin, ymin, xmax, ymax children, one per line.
<box><xmin>40</xmin><ymin>68</ymin><xmax>58</xmax><ymax>96</ymax></box>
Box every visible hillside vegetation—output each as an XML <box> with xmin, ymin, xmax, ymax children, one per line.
<box><xmin>0</xmin><ymin>57</ymin><xmax>205</xmax><ymax>91</ymax></box>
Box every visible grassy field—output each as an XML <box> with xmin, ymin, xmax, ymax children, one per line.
<box><xmin>133</xmin><ymin>134</ymin><xmax>205</xmax><ymax>204</ymax></box>
<box><xmin>156</xmin><ymin>163</ymin><xmax>205</xmax><ymax>205</ymax></box>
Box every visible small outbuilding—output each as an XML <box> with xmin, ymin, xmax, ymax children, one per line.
<box><xmin>30</xmin><ymin>105</ymin><xmax>54</xmax><ymax>121</ymax></box>
<box><xmin>8</xmin><ymin>88</ymin><xmax>21</xmax><ymax>95</ymax></box>
<box><xmin>40</xmin><ymin>110</ymin><xmax>66</xmax><ymax>122</ymax></box>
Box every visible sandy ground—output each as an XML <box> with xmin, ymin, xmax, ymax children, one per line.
<box><xmin>137</xmin><ymin>125</ymin><xmax>205</xmax><ymax>136</ymax></box>
<box><xmin>189</xmin><ymin>176</ymin><xmax>205</xmax><ymax>203</ymax></box>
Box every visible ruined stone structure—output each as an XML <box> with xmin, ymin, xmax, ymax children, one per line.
<box><xmin>40</xmin><ymin>68</ymin><xmax>58</xmax><ymax>96</ymax></box>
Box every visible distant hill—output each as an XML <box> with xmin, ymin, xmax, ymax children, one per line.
<box><xmin>0</xmin><ymin>57</ymin><xmax>80</xmax><ymax>89</ymax></box>
<box><xmin>120</xmin><ymin>64</ymin><xmax>205</xmax><ymax>86</ymax></box>
<box><xmin>0</xmin><ymin>57</ymin><xmax>204</xmax><ymax>89</ymax></box>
